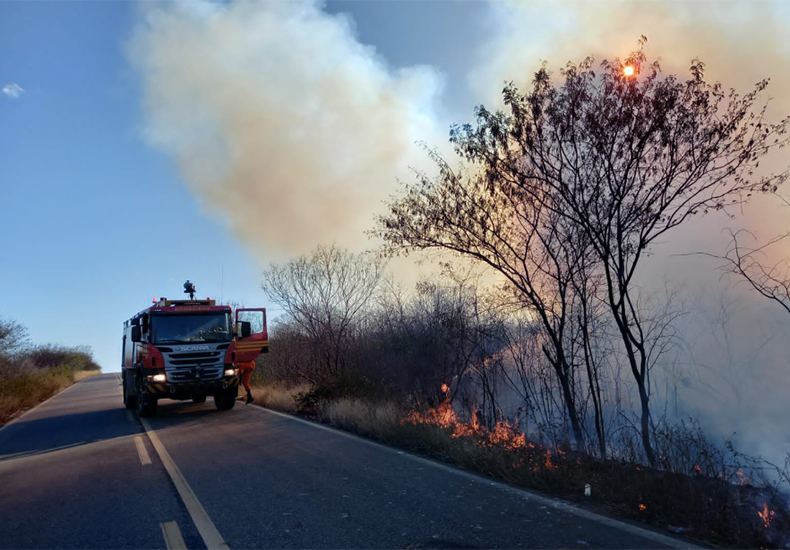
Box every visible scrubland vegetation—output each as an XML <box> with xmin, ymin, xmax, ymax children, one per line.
<box><xmin>0</xmin><ymin>317</ymin><xmax>101</xmax><ymax>425</ymax></box>
<box><xmin>251</xmin><ymin>262</ymin><xmax>789</xmax><ymax>547</ymax></box>
<box><xmin>251</xmin><ymin>44</ymin><xmax>790</xmax><ymax>548</ymax></box>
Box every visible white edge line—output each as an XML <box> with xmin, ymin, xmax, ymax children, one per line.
<box><xmin>141</xmin><ymin>418</ymin><xmax>230</xmax><ymax>550</ymax></box>
<box><xmin>160</xmin><ymin>521</ymin><xmax>187</xmax><ymax>550</ymax></box>
<box><xmin>0</xmin><ymin>375</ymin><xmax>92</xmax><ymax>436</ymax></box>
<box><xmin>134</xmin><ymin>435</ymin><xmax>152</xmax><ymax>465</ymax></box>
<box><xmin>247</xmin><ymin>405</ymin><xmax>700</xmax><ymax>550</ymax></box>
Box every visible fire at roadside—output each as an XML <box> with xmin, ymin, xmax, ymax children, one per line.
<box><xmin>392</xmin><ymin>394</ymin><xmax>790</xmax><ymax>549</ymax></box>
<box><xmin>251</xmin><ymin>372</ymin><xmax>789</xmax><ymax>548</ymax></box>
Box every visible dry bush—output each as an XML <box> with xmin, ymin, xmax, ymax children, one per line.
<box><xmin>25</xmin><ymin>344</ymin><xmax>101</xmax><ymax>371</ymax></box>
<box><xmin>0</xmin><ymin>341</ymin><xmax>101</xmax><ymax>425</ymax></box>
<box><xmin>0</xmin><ymin>367</ymin><xmax>73</xmax><ymax>425</ymax></box>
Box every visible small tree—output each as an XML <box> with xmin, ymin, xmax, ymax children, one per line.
<box><xmin>377</xmin><ymin>38</ymin><xmax>789</xmax><ymax>466</ymax></box>
<box><xmin>261</xmin><ymin>244</ymin><xmax>382</xmax><ymax>380</ymax></box>
<box><xmin>0</xmin><ymin>317</ymin><xmax>30</xmax><ymax>364</ymax></box>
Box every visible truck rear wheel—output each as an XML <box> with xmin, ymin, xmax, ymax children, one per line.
<box><xmin>214</xmin><ymin>390</ymin><xmax>236</xmax><ymax>411</ymax></box>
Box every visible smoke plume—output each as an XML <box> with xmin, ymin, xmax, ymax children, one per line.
<box><xmin>129</xmin><ymin>0</ymin><xmax>444</xmax><ymax>259</ymax></box>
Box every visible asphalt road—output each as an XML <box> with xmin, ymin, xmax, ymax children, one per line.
<box><xmin>0</xmin><ymin>374</ymin><xmax>696</xmax><ymax>549</ymax></box>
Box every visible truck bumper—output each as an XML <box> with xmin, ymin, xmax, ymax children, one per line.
<box><xmin>145</xmin><ymin>376</ymin><xmax>240</xmax><ymax>399</ymax></box>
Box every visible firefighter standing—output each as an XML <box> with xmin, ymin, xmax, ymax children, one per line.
<box><xmin>238</xmin><ymin>360</ymin><xmax>255</xmax><ymax>404</ymax></box>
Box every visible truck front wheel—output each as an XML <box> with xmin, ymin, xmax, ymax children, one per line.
<box><xmin>136</xmin><ymin>380</ymin><xmax>157</xmax><ymax>417</ymax></box>
<box><xmin>214</xmin><ymin>389</ymin><xmax>236</xmax><ymax>411</ymax></box>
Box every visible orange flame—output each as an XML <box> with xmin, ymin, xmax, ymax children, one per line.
<box><xmin>639</xmin><ymin>504</ymin><xmax>647</xmax><ymax>511</ymax></box>
<box><xmin>758</xmin><ymin>502</ymin><xmax>775</xmax><ymax>528</ymax></box>
<box><xmin>402</xmin><ymin>398</ymin><xmax>529</xmax><ymax>453</ymax></box>
<box><xmin>735</xmin><ymin>468</ymin><xmax>750</xmax><ymax>486</ymax></box>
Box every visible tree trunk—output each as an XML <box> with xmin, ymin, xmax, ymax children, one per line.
<box><xmin>545</xmin><ymin>345</ymin><xmax>584</xmax><ymax>450</ymax></box>
<box><xmin>637</xmin><ymin>380</ymin><xmax>656</xmax><ymax>467</ymax></box>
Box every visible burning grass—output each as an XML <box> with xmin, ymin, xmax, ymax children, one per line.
<box><xmin>411</xmin><ymin>405</ymin><xmax>789</xmax><ymax>548</ymax></box>
<box><xmin>330</xmin><ymin>398</ymin><xmax>789</xmax><ymax>547</ymax></box>
<box><xmin>248</xmin><ymin>379</ymin><xmax>789</xmax><ymax>547</ymax></box>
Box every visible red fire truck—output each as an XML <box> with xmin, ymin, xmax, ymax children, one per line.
<box><xmin>121</xmin><ymin>284</ymin><xmax>268</xmax><ymax>417</ymax></box>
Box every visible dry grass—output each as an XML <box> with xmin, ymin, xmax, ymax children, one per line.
<box><xmin>0</xmin><ymin>367</ymin><xmax>101</xmax><ymax>426</ymax></box>
<box><xmin>250</xmin><ymin>382</ymin><xmax>311</xmax><ymax>413</ymax></box>
<box><xmin>318</xmin><ymin>398</ymin><xmax>402</xmax><ymax>439</ymax></box>
<box><xmin>246</xmin><ymin>377</ymin><xmax>790</xmax><ymax>547</ymax></box>
<box><xmin>268</xmin><ymin>395</ymin><xmax>790</xmax><ymax>549</ymax></box>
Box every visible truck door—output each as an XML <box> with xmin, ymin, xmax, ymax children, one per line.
<box><xmin>235</xmin><ymin>308</ymin><xmax>268</xmax><ymax>363</ymax></box>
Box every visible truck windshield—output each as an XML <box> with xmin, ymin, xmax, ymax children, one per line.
<box><xmin>151</xmin><ymin>313</ymin><xmax>232</xmax><ymax>344</ymax></box>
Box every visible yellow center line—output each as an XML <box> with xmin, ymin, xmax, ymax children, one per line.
<box><xmin>160</xmin><ymin>521</ymin><xmax>187</xmax><ymax>550</ymax></box>
<box><xmin>141</xmin><ymin>418</ymin><xmax>230</xmax><ymax>550</ymax></box>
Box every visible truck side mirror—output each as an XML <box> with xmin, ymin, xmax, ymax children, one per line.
<box><xmin>131</xmin><ymin>326</ymin><xmax>142</xmax><ymax>343</ymax></box>
<box><xmin>240</xmin><ymin>321</ymin><xmax>251</xmax><ymax>338</ymax></box>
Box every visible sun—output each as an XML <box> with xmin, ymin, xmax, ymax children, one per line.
<box><xmin>623</xmin><ymin>65</ymin><xmax>635</xmax><ymax>77</ymax></box>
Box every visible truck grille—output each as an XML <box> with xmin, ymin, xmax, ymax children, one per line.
<box><xmin>169</xmin><ymin>351</ymin><xmax>223</xmax><ymax>365</ymax></box>
<box><xmin>164</xmin><ymin>349</ymin><xmax>224</xmax><ymax>382</ymax></box>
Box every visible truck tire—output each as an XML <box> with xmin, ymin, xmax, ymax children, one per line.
<box><xmin>136</xmin><ymin>380</ymin><xmax>157</xmax><ymax>417</ymax></box>
<box><xmin>214</xmin><ymin>390</ymin><xmax>236</xmax><ymax>411</ymax></box>
<box><xmin>123</xmin><ymin>376</ymin><xmax>137</xmax><ymax>409</ymax></box>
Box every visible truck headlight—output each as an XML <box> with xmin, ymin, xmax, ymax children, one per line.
<box><xmin>149</xmin><ymin>373</ymin><xmax>167</xmax><ymax>383</ymax></box>
<box><xmin>224</xmin><ymin>368</ymin><xmax>238</xmax><ymax>377</ymax></box>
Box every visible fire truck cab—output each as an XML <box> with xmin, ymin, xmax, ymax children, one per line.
<box><xmin>121</xmin><ymin>295</ymin><xmax>268</xmax><ymax>417</ymax></box>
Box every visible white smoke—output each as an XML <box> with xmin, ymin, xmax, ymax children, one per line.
<box><xmin>129</xmin><ymin>0</ymin><xmax>445</xmax><ymax>259</ymax></box>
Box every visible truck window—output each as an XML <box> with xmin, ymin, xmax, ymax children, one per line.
<box><xmin>151</xmin><ymin>312</ymin><xmax>232</xmax><ymax>344</ymax></box>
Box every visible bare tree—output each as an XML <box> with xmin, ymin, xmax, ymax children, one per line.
<box><xmin>712</xmin><ymin>227</ymin><xmax>790</xmax><ymax>317</ymax></box>
<box><xmin>375</xmin><ymin>135</ymin><xmax>599</xmax><ymax>449</ymax></box>
<box><xmin>0</xmin><ymin>317</ymin><xmax>30</xmax><ymax>364</ymax></box>
<box><xmin>261</xmin><ymin>244</ymin><xmax>382</xmax><ymax>380</ymax></box>
<box><xmin>378</xmin><ymin>39</ymin><xmax>788</xmax><ymax>466</ymax></box>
